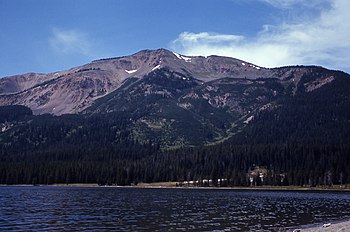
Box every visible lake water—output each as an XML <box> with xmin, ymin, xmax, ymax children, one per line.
<box><xmin>1</xmin><ymin>187</ymin><xmax>350</xmax><ymax>231</ymax></box>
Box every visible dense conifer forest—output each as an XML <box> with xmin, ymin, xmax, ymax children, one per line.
<box><xmin>1</xmin><ymin>100</ymin><xmax>350</xmax><ymax>187</ymax></box>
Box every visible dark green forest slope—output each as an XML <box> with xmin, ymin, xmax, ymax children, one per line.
<box><xmin>1</xmin><ymin>67</ymin><xmax>350</xmax><ymax>186</ymax></box>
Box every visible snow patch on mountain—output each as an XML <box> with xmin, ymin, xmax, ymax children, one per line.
<box><xmin>249</xmin><ymin>64</ymin><xmax>261</xmax><ymax>70</ymax></box>
<box><xmin>152</xmin><ymin>65</ymin><xmax>161</xmax><ymax>71</ymax></box>
<box><xmin>173</xmin><ymin>52</ymin><xmax>182</xmax><ymax>60</ymax></box>
<box><xmin>181</xmin><ymin>56</ymin><xmax>191</xmax><ymax>62</ymax></box>
<box><xmin>172</xmin><ymin>52</ymin><xmax>191</xmax><ymax>62</ymax></box>
<box><xmin>125</xmin><ymin>69</ymin><xmax>138</xmax><ymax>74</ymax></box>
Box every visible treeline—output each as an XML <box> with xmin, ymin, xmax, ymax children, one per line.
<box><xmin>1</xmin><ymin>142</ymin><xmax>349</xmax><ymax>187</ymax></box>
<box><xmin>1</xmin><ymin>71</ymin><xmax>350</xmax><ymax>187</ymax></box>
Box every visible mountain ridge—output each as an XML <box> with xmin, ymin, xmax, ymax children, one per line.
<box><xmin>1</xmin><ymin>48</ymin><xmax>349</xmax><ymax>147</ymax></box>
<box><xmin>1</xmin><ymin>49</ymin><xmax>350</xmax><ymax>185</ymax></box>
<box><xmin>0</xmin><ymin>48</ymin><xmax>339</xmax><ymax>116</ymax></box>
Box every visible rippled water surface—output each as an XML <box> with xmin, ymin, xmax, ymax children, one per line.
<box><xmin>1</xmin><ymin>186</ymin><xmax>350</xmax><ymax>231</ymax></box>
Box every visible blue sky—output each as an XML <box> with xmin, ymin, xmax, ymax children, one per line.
<box><xmin>0</xmin><ymin>0</ymin><xmax>349</xmax><ymax>77</ymax></box>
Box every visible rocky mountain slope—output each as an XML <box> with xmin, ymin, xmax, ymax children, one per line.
<box><xmin>1</xmin><ymin>49</ymin><xmax>350</xmax><ymax>186</ymax></box>
<box><xmin>0</xmin><ymin>48</ymin><xmax>321</xmax><ymax>115</ymax></box>
<box><xmin>0</xmin><ymin>49</ymin><xmax>349</xmax><ymax>147</ymax></box>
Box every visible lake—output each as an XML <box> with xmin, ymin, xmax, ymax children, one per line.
<box><xmin>1</xmin><ymin>186</ymin><xmax>350</xmax><ymax>231</ymax></box>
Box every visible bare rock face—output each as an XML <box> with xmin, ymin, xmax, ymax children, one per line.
<box><xmin>0</xmin><ymin>49</ymin><xmax>339</xmax><ymax>115</ymax></box>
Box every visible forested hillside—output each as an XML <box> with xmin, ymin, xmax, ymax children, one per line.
<box><xmin>1</xmin><ymin>80</ymin><xmax>350</xmax><ymax>187</ymax></box>
<box><xmin>0</xmin><ymin>51</ymin><xmax>349</xmax><ymax>186</ymax></box>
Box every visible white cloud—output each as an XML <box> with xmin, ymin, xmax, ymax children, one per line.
<box><xmin>260</xmin><ymin>0</ymin><xmax>328</xmax><ymax>8</ymax></box>
<box><xmin>171</xmin><ymin>0</ymin><xmax>350</xmax><ymax>71</ymax></box>
<box><xmin>49</xmin><ymin>28</ymin><xmax>94</xmax><ymax>57</ymax></box>
<box><xmin>174</xmin><ymin>32</ymin><xmax>244</xmax><ymax>45</ymax></box>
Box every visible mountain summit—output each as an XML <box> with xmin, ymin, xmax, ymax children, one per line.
<box><xmin>1</xmin><ymin>49</ymin><xmax>284</xmax><ymax>115</ymax></box>
<box><xmin>1</xmin><ymin>49</ymin><xmax>350</xmax><ymax>147</ymax></box>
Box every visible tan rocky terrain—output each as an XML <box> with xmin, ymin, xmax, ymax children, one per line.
<box><xmin>0</xmin><ymin>49</ymin><xmax>326</xmax><ymax>115</ymax></box>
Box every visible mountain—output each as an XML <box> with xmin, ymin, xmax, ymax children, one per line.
<box><xmin>0</xmin><ymin>48</ymin><xmax>311</xmax><ymax>115</ymax></box>
<box><xmin>2</xmin><ymin>48</ymin><xmax>349</xmax><ymax>147</ymax></box>
<box><xmin>1</xmin><ymin>48</ymin><xmax>350</xmax><ymax>185</ymax></box>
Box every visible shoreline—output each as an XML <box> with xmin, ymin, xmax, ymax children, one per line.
<box><xmin>1</xmin><ymin>183</ymin><xmax>350</xmax><ymax>192</ymax></box>
<box><xmin>289</xmin><ymin>218</ymin><xmax>350</xmax><ymax>231</ymax></box>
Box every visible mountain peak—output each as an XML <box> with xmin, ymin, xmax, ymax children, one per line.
<box><xmin>0</xmin><ymin>48</ymin><xmax>343</xmax><ymax>116</ymax></box>
<box><xmin>136</xmin><ymin>48</ymin><xmax>172</xmax><ymax>54</ymax></box>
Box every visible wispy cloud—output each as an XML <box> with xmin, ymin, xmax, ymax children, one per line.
<box><xmin>260</xmin><ymin>0</ymin><xmax>328</xmax><ymax>8</ymax></box>
<box><xmin>49</xmin><ymin>28</ymin><xmax>95</xmax><ymax>57</ymax></box>
<box><xmin>174</xmin><ymin>32</ymin><xmax>244</xmax><ymax>45</ymax></box>
<box><xmin>171</xmin><ymin>0</ymin><xmax>350</xmax><ymax>71</ymax></box>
